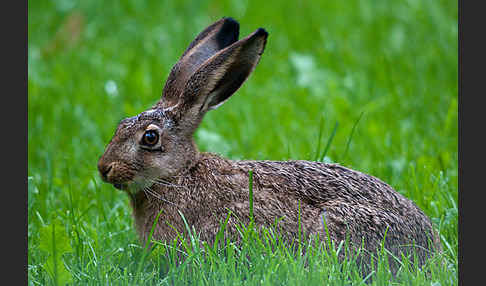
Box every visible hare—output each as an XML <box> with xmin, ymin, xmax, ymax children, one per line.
<box><xmin>98</xmin><ymin>17</ymin><xmax>441</xmax><ymax>272</ymax></box>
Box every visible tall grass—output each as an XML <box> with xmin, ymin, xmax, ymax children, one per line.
<box><xmin>28</xmin><ymin>0</ymin><xmax>457</xmax><ymax>284</ymax></box>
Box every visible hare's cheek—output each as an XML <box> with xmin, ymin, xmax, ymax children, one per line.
<box><xmin>136</xmin><ymin>157</ymin><xmax>170</xmax><ymax>180</ymax></box>
<box><xmin>149</xmin><ymin>156</ymin><xmax>180</xmax><ymax>178</ymax></box>
<box><xmin>142</xmin><ymin>167</ymin><xmax>166</xmax><ymax>181</ymax></box>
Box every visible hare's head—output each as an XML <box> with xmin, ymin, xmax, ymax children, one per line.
<box><xmin>98</xmin><ymin>17</ymin><xmax>268</xmax><ymax>191</ymax></box>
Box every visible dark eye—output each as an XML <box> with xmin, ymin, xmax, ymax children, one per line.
<box><xmin>142</xmin><ymin>130</ymin><xmax>159</xmax><ymax>146</ymax></box>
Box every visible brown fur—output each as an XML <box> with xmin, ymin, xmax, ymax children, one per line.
<box><xmin>97</xmin><ymin>17</ymin><xmax>441</xmax><ymax>274</ymax></box>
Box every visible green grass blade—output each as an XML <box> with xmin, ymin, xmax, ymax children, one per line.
<box><xmin>248</xmin><ymin>169</ymin><xmax>254</xmax><ymax>226</ymax></box>
<box><xmin>342</xmin><ymin>111</ymin><xmax>364</xmax><ymax>162</ymax></box>
<box><xmin>320</xmin><ymin>121</ymin><xmax>339</xmax><ymax>162</ymax></box>
<box><xmin>134</xmin><ymin>208</ymin><xmax>164</xmax><ymax>284</ymax></box>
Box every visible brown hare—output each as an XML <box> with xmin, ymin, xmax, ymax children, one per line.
<box><xmin>98</xmin><ymin>17</ymin><xmax>441</xmax><ymax>272</ymax></box>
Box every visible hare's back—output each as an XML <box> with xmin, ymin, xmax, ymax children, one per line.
<box><xmin>234</xmin><ymin>159</ymin><xmax>440</xmax><ymax>252</ymax></box>
<box><xmin>236</xmin><ymin>159</ymin><xmax>409</xmax><ymax>208</ymax></box>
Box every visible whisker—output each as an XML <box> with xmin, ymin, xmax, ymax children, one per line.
<box><xmin>142</xmin><ymin>185</ymin><xmax>178</xmax><ymax>206</ymax></box>
<box><xmin>152</xmin><ymin>178</ymin><xmax>191</xmax><ymax>192</ymax></box>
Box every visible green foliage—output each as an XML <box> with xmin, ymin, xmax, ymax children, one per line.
<box><xmin>28</xmin><ymin>0</ymin><xmax>457</xmax><ymax>284</ymax></box>
<box><xmin>38</xmin><ymin>219</ymin><xmax>73</xmax><ymax>285</ymax></box>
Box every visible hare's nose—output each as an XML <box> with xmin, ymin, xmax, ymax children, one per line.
<box><xmin>98</xmin><ymin>162</ymin><xmax>114</xmax><ymax>181</ymax></box>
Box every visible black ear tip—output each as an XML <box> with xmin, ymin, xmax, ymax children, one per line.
<box><xmin>216</xmin><ymin>17</ymin><xmax>240</xmax><ymax>49</ymax></box>
<box><xmin>220</xmin><ymin>17</ymin><xmax>240</xmax><ymax>35</ymax></box>
<box><xmin>255</xmin><ymin>28</ymin><xmax>269</xmax><ymax>38</ymax></box>
<box><xmin>222</xmin><ymin>17</ymin><xmax>239</xmax><ymax>26</ymax></box>
<box><xmin>221</xmin><ymin>17</ymin><xmax>240</xmax><ymax>34</ymax></box>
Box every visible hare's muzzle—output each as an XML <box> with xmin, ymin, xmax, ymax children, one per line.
<box><xmin>97</xmin><ymin>158</ymin><xmax>135</xmax><ymax>191</ymax></box>
<box><xmin>98</xmin><ymin>161</ymin><xmax>114</xmax><ymax>182</ymax></box>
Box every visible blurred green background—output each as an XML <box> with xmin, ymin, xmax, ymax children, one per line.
<box><xmin>28</xmin><ymin>0</ymin><xmax>457</xmax><ymax>284</ymax></box>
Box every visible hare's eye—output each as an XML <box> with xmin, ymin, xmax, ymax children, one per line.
<box><xmin>142</xmin><ymin>130</ymin><xmax>159</xmax><ymax>146</ymax></box>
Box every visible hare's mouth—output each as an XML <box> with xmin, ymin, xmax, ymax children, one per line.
<box><xmin>113</xmin><ymin>183</ymin><xmax>128</xmax><ymax>190</ymax></box>
<box><xmin>113</xmin><ymin>177</ymin><xmax>152</xmax><ymax>194</ymax></box>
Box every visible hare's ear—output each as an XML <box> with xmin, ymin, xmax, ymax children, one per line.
<box><xmin>194</xmin><ymin>28</ymin><xmax>268</xmax><ymax>112</ymax></box>
<box><xmin>160</xmin><ymin>17</ymin><xmax>240</xmax><ymax>108</ymax></box>
<box><xmin>171</xmin><ymin>28</ymin><xmax>268</xmax><ymax>129</ymax></box>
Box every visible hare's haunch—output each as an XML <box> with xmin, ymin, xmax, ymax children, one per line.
<box><xmin>98</xmin><ymin>17</ymin><xmax>441</xmax><ymax>272</ymax></box>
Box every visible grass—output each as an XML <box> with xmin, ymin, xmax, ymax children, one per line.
<box><xmin>28</xmin><ymin>0</ymin><xmax>457</xmax><ymax>285</ymax></box>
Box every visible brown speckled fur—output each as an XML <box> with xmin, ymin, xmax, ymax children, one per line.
<box><xmin>98</xmin><ymin>17</ymin><xmax>441</xmax><ymax>274</ymax></box>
